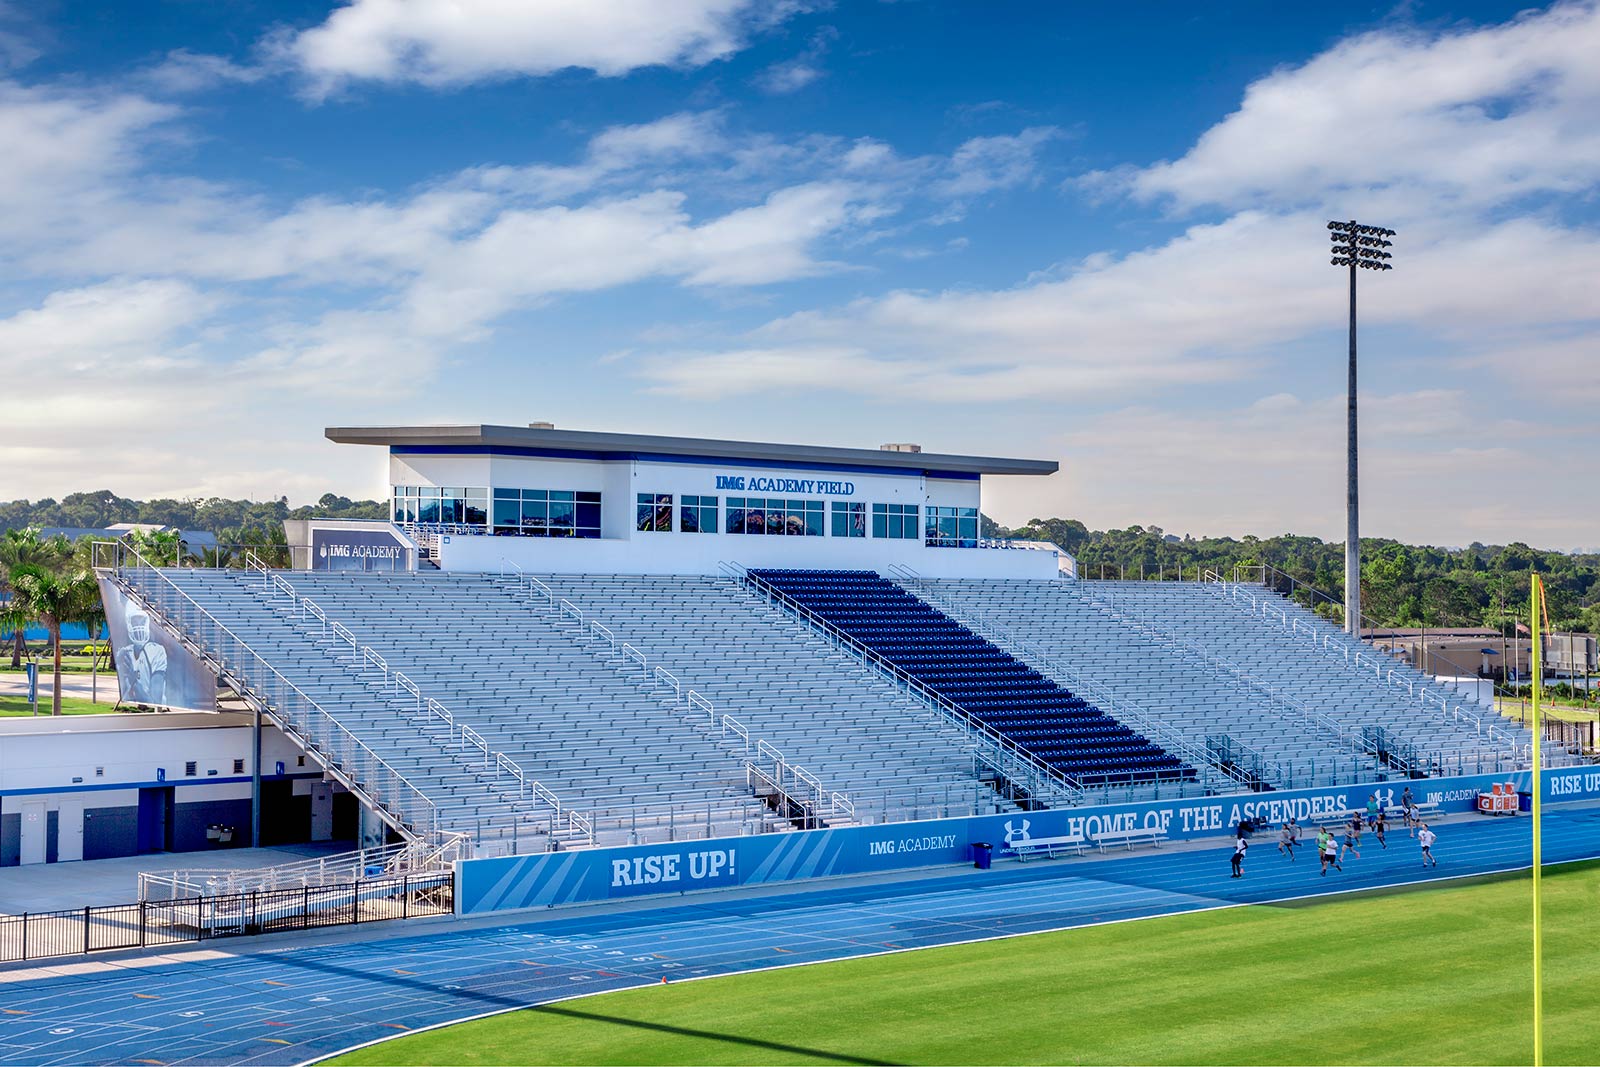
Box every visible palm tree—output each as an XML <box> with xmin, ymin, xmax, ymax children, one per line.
<box><xmin>8</xmin><ymin>564</ymin><xmax>102</xmax><ymax>715</ymax></box>
<box><xmin>1</xmin><ymin>528</ymin><xmax>71</xmax><ymax>668</ymax></box>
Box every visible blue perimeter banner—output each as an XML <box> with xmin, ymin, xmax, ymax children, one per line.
<box><xmin>459</xmin><ymin>766</ymin><xmax>1600</xmax><ymax>914</ymax></box>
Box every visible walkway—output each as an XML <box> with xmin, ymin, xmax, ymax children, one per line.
<box><xmin>0</xmin><ymin>803</ymin><xmax>1595</xmax><ymax>1067</ymax></box>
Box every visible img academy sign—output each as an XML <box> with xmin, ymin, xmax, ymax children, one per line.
<box><xmin>714</xmin><ymin>473</ymin><xmax>855</xmax><ymax>496</ymax></box>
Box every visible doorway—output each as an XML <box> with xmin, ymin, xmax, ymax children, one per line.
<box><xmin>137</xmin><ymin>787</ymin><xmax>175</xmax><ymax>853</ymax></box>
<box><xmin>20</xmin><ymin>802</ymin><xmax>45</xmax><ymax>865</ymax></box>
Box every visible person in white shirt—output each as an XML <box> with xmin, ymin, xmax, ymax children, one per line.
<box><xmin>1418</xmin><ymin>825</ymin><xmax>1438</xmax><ymax>868</ymax></box>
<box><xmin>1231</xmin><ymin>835</ymin><xmax>1247</xmax><ymax>878</ymax></box>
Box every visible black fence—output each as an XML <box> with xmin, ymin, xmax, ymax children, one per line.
<box><xmin>0</xmin><ymin>873</ymin><xmax>453</xmax><ymax>964</ymax></box>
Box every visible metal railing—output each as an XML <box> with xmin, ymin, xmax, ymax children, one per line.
<box><xmin>1064</xmin><ymin>579</ymin><xmax>1399</xmax><ymax>785</ymax></box>
<box><xmin>886</xmin><ymin>566</ymin><xmax>1225</xmax><ymax>795</ymax></box>
<box><xmin>94</xmin><ymin>541</ymin><xmax>440</xmax><ymax>840</ymax></box>
<box><xmin>724</xmin><ymin>562</ymin><xmax>1092</xmax><ymax>807</ymax></box>
<box><xmin>1</xmin><ymin>873</ymin><xmax>453</xmax><ymax>964</ymax></box>
<box><xmin>1200</xmin><ymin>571</ymin><xmax>1534</xmax><ymax>763</ymax></box>
<box><xmin>138</xmin><ymin>833</ymin><xmax>471</xmax><ymax>900</ymax></box>
<box><xmin>495</xmin><ymin>560</ymin><xmax>854</xmax><ymax>827</ymax></box>
<box><xmin>239</xmin><ymin>554</ymin><xmax>574</xmax><ymax>838</ymax></box>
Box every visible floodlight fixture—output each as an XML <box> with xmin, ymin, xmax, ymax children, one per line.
<box><xmin>1327</xmin><ymin>219</ymin><xmax>1396</xmax><ymax>636</ymax></box>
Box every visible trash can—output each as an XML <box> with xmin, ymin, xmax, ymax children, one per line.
<box><xmin>1518</xmin><ymin>792</ymin><xmax>1532</xmax><ymax>813</ymax></box>
<box><xmin>971</xmin><ymin>842</ymin><xmax>992</xmax><ymax>870</ymax></box>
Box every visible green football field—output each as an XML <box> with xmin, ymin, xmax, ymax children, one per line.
<box><xmin>332</xmin><ymin>861</ymin><xmax>1599</xmax><ymax>1066</ymax></box>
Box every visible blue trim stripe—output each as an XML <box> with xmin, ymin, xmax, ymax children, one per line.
<box><xmin>0</xmin><ymin>771</ymin><xmax>322</xmax><ymax>799</ymax></box>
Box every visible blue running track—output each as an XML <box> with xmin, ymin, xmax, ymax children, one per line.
<box><xmin>1</xmin><ymin>804</ymin><xmax>1596</xmax><ymax>1067</ymax></box>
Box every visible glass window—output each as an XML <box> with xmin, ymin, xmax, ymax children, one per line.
<box><xmin>831</xmin><ymin>501</ymin><xmax>866</xmax><ymax>538</ymax></box>
<box><xmin>637</xmin><ymin>493</ymin><xmax>673</xmax><ymax>532</ymax></box>
<box><xmin>926</xmin><ymin>506</ymin><xmax>979</xmax><ymax>547</ymax></box>
<box><xmin>548</xmin><ymin>492</ymin><xmax>576</xmax><ymax>536</ymax></box>
<box><xmin>416</xmin><ymin>487</ymin><xmax>441</xmax><ymax>525</ymax></box>
<box><xmin>487</xmin><ymin>487</ymin><xmax>602</xmax><ymax>538</ymax></box>
<box><xmin>682</xmin><ymin>495</ymin><xmax>718</xmax><ymax>533</ymax></box>
<box><xmin>872</xmin><ymin>503</ymin><xmax>919</xmax><ymax>539</ymax></box>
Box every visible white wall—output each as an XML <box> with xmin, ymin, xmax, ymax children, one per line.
<box><xmin>439</xmin><ymin>530</ymin><xmax>1058</xmax><ymax>578</ymax></box>
<box><xmin>0</xmin><ymin>714</ymin><xmax>305</xmax><ymax>795</ymax></box>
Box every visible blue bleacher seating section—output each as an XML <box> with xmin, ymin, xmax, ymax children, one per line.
<box><xmin>749</xmin><ymin>570</ymin><xmax>1195</xmax><ymax>785</ymax></box>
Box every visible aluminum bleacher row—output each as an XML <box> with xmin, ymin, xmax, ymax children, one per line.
<box><xmin>747</xmin><ymin>569</ymin><xmax>1194</xmax><ymax>787</ymax></box>
<box><xmin>915</xmin><ymin>577</ymin><xmax>1544</xmax><ymax>779</ymax></box>
<box><xmin>151</xmin><ymin>569</ymin><xmax>1005</xmax><ymax>853</ymax></box>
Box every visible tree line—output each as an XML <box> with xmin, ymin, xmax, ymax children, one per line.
<box><xmin>994</xmin><ymin>518</ymin><xmax>1599</xmax><ymax>634</ymax></box>
<box><xmin>0</xmin><ymin>490</ymin><xmax>384</xmax><ymax>535</ymax></box>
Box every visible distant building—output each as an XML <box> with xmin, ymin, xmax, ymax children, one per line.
<box><xmin>36</xmin><ymin>524</ymin><xmax>219</xmax><ymax>553</ymax></box>
<box><xmin>1364</xmin><ymin>626</ymin><xmax>1597</xmax><ymax>679</ymax></box>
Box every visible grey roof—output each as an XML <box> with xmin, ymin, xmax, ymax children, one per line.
<box><xmin>326</xmin><ymin>424</ymin><xmax>1058</xmax><ymax>477</ymax></box>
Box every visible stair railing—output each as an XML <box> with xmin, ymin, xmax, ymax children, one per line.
<box><xmin>238</xmin><ymin>553</ymin><xmax>570</xmax><ymax>823</ymax></box>
<box><xmin>492</xmin><ymin>568</ymin><xmax>852</xmax><ymax>823</ymax></box>
<box><xmin>723</xmin><ymin>562</ymin><xmax>1086</xmax><ymax>807</ymax></box>
<box><xmin>1200</xmin><ymin>571</ymin><xmax>1531</xmax><ymax>762</ymax></box>
<box><xmin>96</xmin><ymin>541</ymin><xmax>438</xmax><ymax>841</ymax></box>
<box><xmin>1061</xmin><ymin>579</ymin><xmax>1400</xmax><ymax>782</ymax></box>
<box><xmin>886</xmin><ymin>566</ymin><xmax>1231</xmax><ymax>793</ymax></box>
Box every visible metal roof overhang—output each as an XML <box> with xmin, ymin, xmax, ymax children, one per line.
<box><xmin>326</xmin><ymin>425</ymin><xmax>1058</xmax><ymax>478</ymax></box>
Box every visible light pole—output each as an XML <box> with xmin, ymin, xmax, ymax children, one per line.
<box><xmin>1328</xmin><ymin>219</ymin><xmax>1395</xmax><ymax>636</ymax></box>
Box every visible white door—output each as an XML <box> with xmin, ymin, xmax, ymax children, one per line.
<box><xmin>57</xmin><ymin>800</ymin><xmax>85</xmax><ymax>862</ymax></box>
<box><xmin>20</xmin><ymin>802</ymin><xmax>46</xmax><ymax>865</ymax></box>
<box><xmin>310</xmin><ymin>782</ymin><xmax>333</xmax><ymax>841</ymax></box>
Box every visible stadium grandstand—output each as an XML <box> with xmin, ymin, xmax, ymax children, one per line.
<box><xmin>60</xmin><ymin>422</ymin><xmax>1567</xmax><ymax>874</ymax></box>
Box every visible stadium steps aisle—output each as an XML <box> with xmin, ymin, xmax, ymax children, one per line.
<box><xmin>162</xmin><ymin>570</ymin><xmax>771</xmax><ymax>849</ymax></box>
<box><xmin>526</xmin><ymin>574</ymin><xmax>1003</xmax><ymax>823</ymax></box>
<box><xmin>918</xmin><ymin>578</ymin><xmax>1385</xmax><ymax>788</ymax></box>
<box><xmin>747</xmin><ymin>570</ymin><xmax>1195</xmax><ymax>790</ymax></box>
<box><xmin>1073</xmin><ymin>581</ymin><xmax>1545</xmax><ymax>772</ymax></box>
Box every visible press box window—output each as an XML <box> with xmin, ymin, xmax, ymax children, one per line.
<box><xmin>637</xmin><ymin>494</ymin><xmax>673</xmax><ymax>532</ymax></box>
<box><xmin>926</xmin><ymin>506</ymin><xmax>979</xmax><ymax>547</ymax></box>
<box><xmin>831</xmin><ymin>501</ymin><xmax>866</xmax><ymax>538</ymax></box>
<box><xmin>725</xmin><ymin>497</ymin><xmax>822</xmax><ymax>535</ymax></box>
<box><xmin>493</xmin><ymin>488</ymin><xmax>602</xmax><ymax>538</ymax></box>
<box><xmin>872</xmin><ymin>503</ymin><xmax>919</xmax><ymax>539</ymax></box>
<box><xmin>681</xmin><ymin>495</ymin><xmax>718</xmax><ymax>533</ymax></box>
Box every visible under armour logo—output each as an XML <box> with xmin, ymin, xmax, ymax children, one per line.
<box><xmin>1003</xmin><ymin>819</ymin><xmax>1031</xmax><ymax>845</ymax></box>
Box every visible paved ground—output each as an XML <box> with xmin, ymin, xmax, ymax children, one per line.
<box><xmin>0</xmin><ymin>802</ymin><xmax>1594</xmax><ymax>1067</ymax></box>
<box><xmin>0</xmin><ymin>844</ymin><xmax>358</xmax><ymax>914</ymax></box>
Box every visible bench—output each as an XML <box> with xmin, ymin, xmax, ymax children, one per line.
<box><xmin>1093</xmin><ymin>828</ymin><xmax>1167</xmax><ymax>852</ymax></box>
<box><xmin>1003</xmin><ymin>834</ymin><xmax>1087</xmax><ymax>861</ymax></box>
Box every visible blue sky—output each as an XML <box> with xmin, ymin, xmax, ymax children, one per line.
<box><xmin>2</xmin><ymin>0</ymin><xmax>1596</xmax><ymax>548</ymax></box>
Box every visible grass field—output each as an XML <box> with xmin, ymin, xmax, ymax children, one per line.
<box><xmin>0</xmin><ymin>693</ymin><xmax>115</xmax><ymax>716</ymax></box>
<box><xmin>334</xmin><ymin>861</ymin><xmax>1599</xmax><ymax>1066</ymax></box>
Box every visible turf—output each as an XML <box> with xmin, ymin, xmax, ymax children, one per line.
<box><xmin>0</xmin><ymin>693</ymin><xmax>116</xmax><ymax>716</ymax></box>
<box><xmin>333</xmin><ymin>861</ymin><xmax>1600</xmax><ymax>1066</ymax></box>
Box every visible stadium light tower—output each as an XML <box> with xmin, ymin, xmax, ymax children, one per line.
<box><xmin>1328</xmin><ymin>219</ymin><xmax>1395</xmax><ymax>636</ymax></box>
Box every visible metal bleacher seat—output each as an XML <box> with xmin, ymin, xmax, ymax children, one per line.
<box><xmin>747</xmin><ymin>570</ymin><xmax>1195</xmax><ymax>790</ymax></box>
<box><xmin>914</xmin><ymin>577</ymin><xmax>1541</xmax><ymax>784</ymax></box>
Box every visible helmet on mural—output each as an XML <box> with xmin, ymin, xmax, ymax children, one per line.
<box><xmin>125</xmin><ymin>600</ymin><xmax>151</xmax><ymax>645</ymax></box>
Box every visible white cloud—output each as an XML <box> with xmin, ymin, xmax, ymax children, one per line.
<box><xmin>988</xmin><ymin>389</ymin><xmax>1575</xmax><ymax>547</ymax></box>
<box><xmin>753</xmin><ymin>25</ymin><xmax>835</xmax><ymax>95</ymax></box>
<box><xmin>1103</xmin><ymin>1</ymin><xmax>1600</xmax><ymax>213</ymax></box>
<box><xmin>937</xmin><ymin>127</ymin><xmax>1059</xmax><ymax>200</ymax></box>
<box><xmin>281</xmin><ymin>0</ymin><xmax>788</xmax><ymax>93</ymax></box>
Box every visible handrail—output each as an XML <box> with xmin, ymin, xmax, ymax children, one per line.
<box><xmin>723</xmin><ymin>561</ymin><xmax>1086</xmax><ymax>806</ymax></box>
<box><xmin>99</xmin><ymin>542</ymin><xmax>438</xmax><ymax>840</ymax></box>
<box><xmin>237</xmin><ymin>552</ymin><xmax>569</xmax><ymax>819</ymax></box>
<box><xmin>1201</xmin><ymin>573</ymin><xmax>1532</xmax><ymax>762</ymax></box>
<box><xmin>494</xmin><ymin>566</ymin><xmax>851</xmax><ymax>823</ymax></box>
<box><xmin>1058</xmin><ymin>578</ymin><xmax>1400</xmax><ymax>782</ymax></box>
<box><xmin>889</xmin><ymin>566</ymin><xmax>1231</xmax><ymax>790</ymax></box>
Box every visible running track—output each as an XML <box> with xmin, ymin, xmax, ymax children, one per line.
<box><xmin>1</xmin><ymin>804</ymin><xmax>1596</xmax><ymax>1067</ymax></box>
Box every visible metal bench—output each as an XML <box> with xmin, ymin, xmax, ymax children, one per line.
<box><xmin>1003</xmin><ymin>833</ymin><xmax>1087</xmax><ymax>861</ymax></box>
<box><xmin>1093</xmin><ymin>827</ymin><xmax>1167</xmax><ymax>852</ymax></box>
